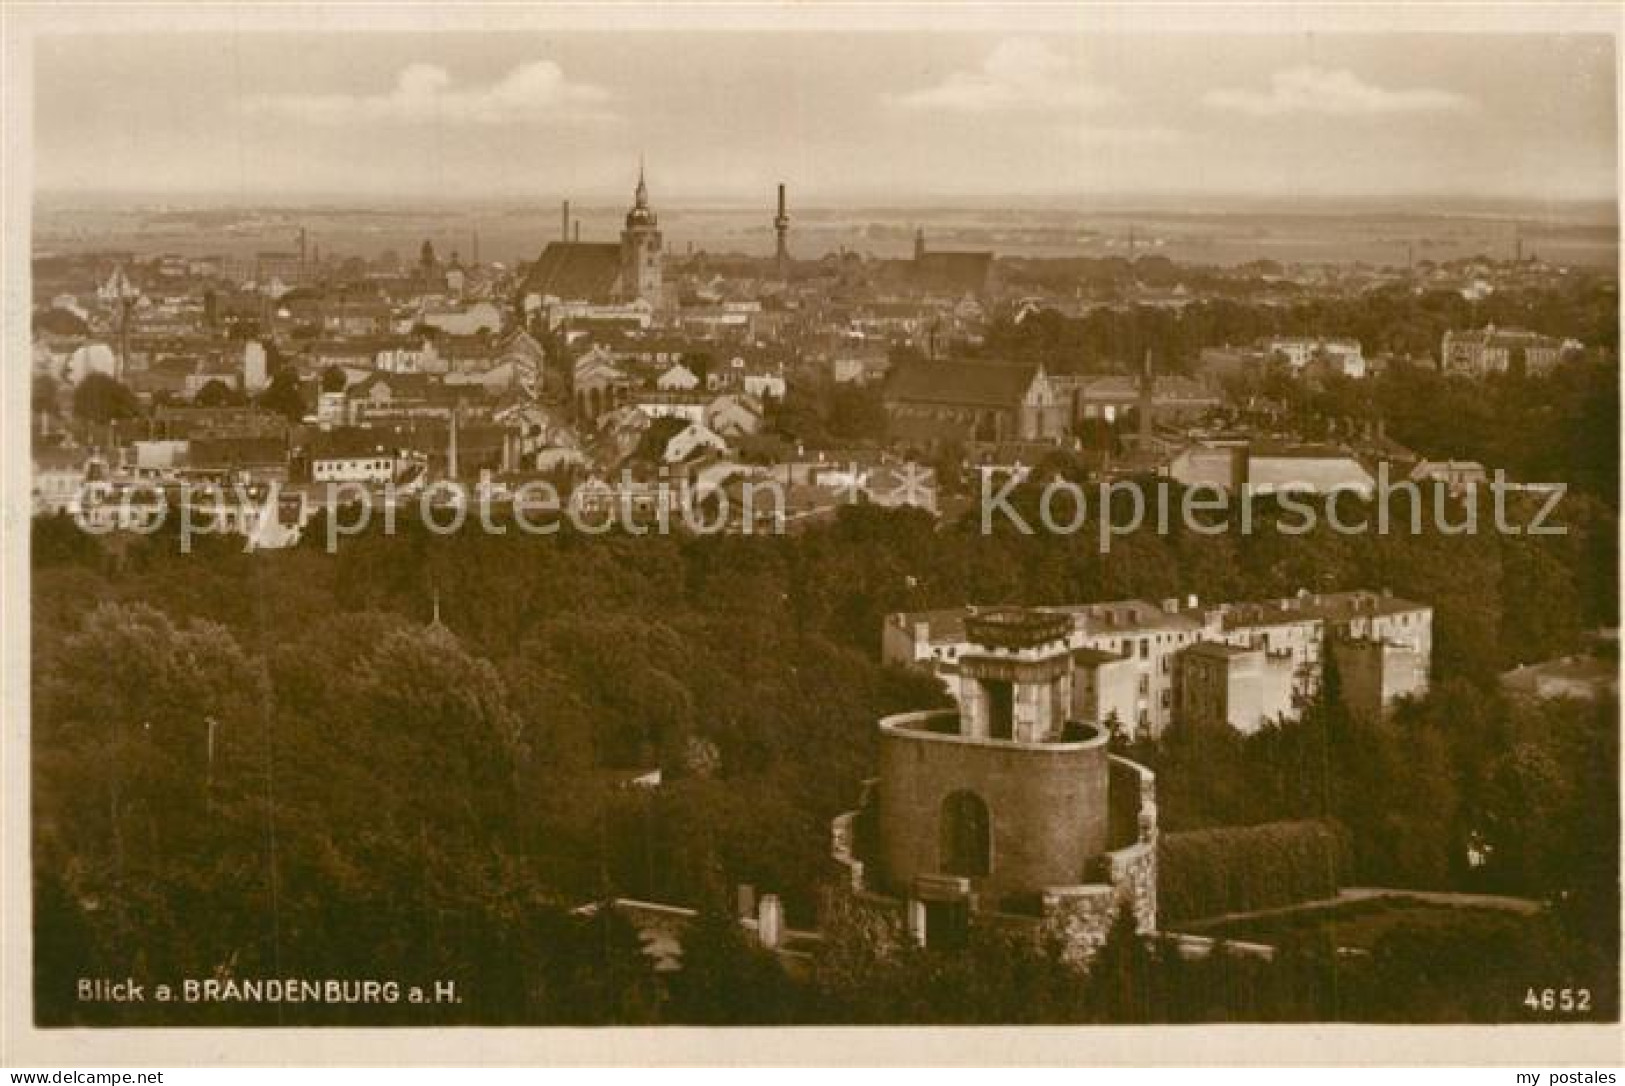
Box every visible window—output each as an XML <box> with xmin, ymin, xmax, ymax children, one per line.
<box><xmin>1139</xmin><ymin>639</ymin><xmax>1149</xmax><ymax>659</ymax></box>
<box><xmin>939</xmin><ymin>791</ymin><xmax>991</xmax><ymax>878</ymax></box>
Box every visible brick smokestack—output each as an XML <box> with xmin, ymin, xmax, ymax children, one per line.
<box><xmin>774</xmin><ymin>183</ymin><xmax>790</xmax><ymax>277</ymax></box>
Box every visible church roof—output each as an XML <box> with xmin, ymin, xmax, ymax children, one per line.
<box><xmin>915</xmin><ymin>250</ymin><xmax>992</xmax><ymax>295</ymax></box>
<box><xmin>884</xmin><ymin>359</ymin><xmax>1039</xmax><ymax>410</ymax></box>
<box><xmin>519</xmin><ymin>242</ymin><xmax>622</xmax><ymax>304</ymax></box>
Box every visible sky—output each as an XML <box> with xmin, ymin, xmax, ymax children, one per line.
<box><xmin>32</xmin><ymin>31</ymin><xmax>1620</xmax><ymax>204</ymax></box>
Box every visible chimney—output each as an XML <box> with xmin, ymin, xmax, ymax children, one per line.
<box><xmin>757</xmin><ymin>894</ymin><xmax>784</xmax><ymax>950</ymax></box>
<box><xmin>574</xmin><ymin>221</ymin><xmax>581</xmax><ymax>243</ymax></box>
<box><xmin>447</xmin><ymin>403</ymin><xmax>460</xmax><ymax>480</ymax></box>
<box><xmin>1139</xmin><ymin>349</ymin><xmax>1155</xmax><ymax>445</ymax></box>
<box><xmin>777</xmin><ymin>183</ymin><xmax>786</xmax><ymax>219</ymax></box>
<box><xmin>1230</xmin><ymin>443</ymin><xmax>1251</xmax><ymax>494</ymax></box>
<box><xmin>561</xmin><ymin>200</ymin><xmax>570</xmax><ymax>242</ymax></box>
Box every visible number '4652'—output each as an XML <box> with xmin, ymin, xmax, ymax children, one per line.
<box><xmin>1524</xmin><ymin>987</ymin><xmax>1591</xmax><ymax>1013</ymax></box>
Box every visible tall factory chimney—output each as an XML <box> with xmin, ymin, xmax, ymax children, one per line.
<box><xmin>562</xmin><ymin>200</ymin><xmax>571</xmax><ymax>243</ymax></box>
<box><xmin>774</xmin><ymin>182</ymin><xmax>790</xmax><ymax>279</ymax></box>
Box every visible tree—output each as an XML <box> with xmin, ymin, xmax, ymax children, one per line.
<box><xmin>665</xmin><ymin>897</ymin><xmax>800</xmax><ymax>1024</ymax></box>
<box><xmin>320</xmin><ymin>365</ymin><xmax>348</xmax><ymax>393</ymax></box>
<box><xmin>826</xmin><ymin>385</ymin><xmax>888</xmax><ymax>442</ymax></box>
<box><xmin>194</xmin><ymin>378</ymin><xmax>244</xmax><ymax>407</ymax></box>
<box><xmin>257</xmin><ymin>367</ymin><xmax>308</xmax><ymax>422</ymax></box>
<box><xmin>70</xmin><ymin>373</ymin><xmax>139</xmax><ymax>424</ymax></box>
<box><xmin>33</xmin><ymin>603</ymin><xmax>272</xmax><ymax>1024</ymax></box>
<box><xmin>535</xmin><ymin>904</ymin><xmax>665</xmax><ymax>1023</ymax></box>
<box><xmin>633</xmin><ymin>415</ymin><xmax>690</xmax><ymax>464</ymax></box>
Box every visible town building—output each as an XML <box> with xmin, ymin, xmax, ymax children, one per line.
<box><xmin>883</xmin><ymin>359</ymin><xmax>1066</xmax><ymax>446</ymax></box>
<box><xmin>911</xmin><ymin>229</ymin><xmax>994</xmax><ymax>297</ymax></box>
<box><xmin>32</xmin><ymin>446</ymin><xmax>101</xmax><ymax>515</ymax></box>
<box><xmin>1440</xmin><ymin>325</ymin><xmax>1580</xmax><ymax>378</ymax></box>
<box><xmin>1409</xmin><ymin>459</ymin><xmax>1489</xmax><ymax>495</ymax></box>
<box><xmin>1501</xmin><ymin>652</ymin><xmax>1619</xmax><ymax>702</ymax></box>
<box><xmin>883</xmin><ymin>589</ymin><xmax>1432</xmax><ymax>737</ymax></box>
<box><xmin>305</xmin><ymin>429</ymin><xmax>403</xmax><ymax>484</ymax></box>
<box><xmin>1050</xmin><ymin>374</ymin><xmax>1220</xmax><ymax>426</ymax></box>
<box><xmin>1165</xmin><ymin>441</ymin><xmax>1378</xmax><ymax>497</ymax></box>
<box><xmin>1261</xmin><ymin>336</ymin><xmax>1366</xmax><ymax>378</ymax></box>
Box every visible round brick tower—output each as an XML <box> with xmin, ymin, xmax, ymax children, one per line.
<box><xmin>875</xmin><ymin>609</ymin><xmax>1112</xmax><ymax>914</ymax></box>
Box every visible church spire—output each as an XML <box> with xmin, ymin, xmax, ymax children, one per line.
<box><xmin>625</xmin><ymin>158</ymin><xmax>657</xmax><ymax>229</ymax></box>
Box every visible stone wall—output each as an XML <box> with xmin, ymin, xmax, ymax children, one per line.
<box><xmin>831</xmin><ymin>778</ymin><xmax>879</xmax><ymax>891</ymax></box>
<box><xmin>1036</xmin><ymin>754</ymin><xmax>1159</xmax><ymax>965</ymax></box>
<box><xmin>1037</xmin><ymin>885</ymin><xmax>1119</xmax><ymax>966</ymax></box>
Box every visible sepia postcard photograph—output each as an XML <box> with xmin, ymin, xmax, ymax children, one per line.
<box><xmin>1</xmin><ymin>0</ymin><xmax>1622</xmax><ymax>1071</ymax></box>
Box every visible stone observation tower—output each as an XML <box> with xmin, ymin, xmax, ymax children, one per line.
<box><xmin>832</xmin><ymin>607</ymin><xmax>1158</xmax><ymax>959</ymax></box>
<box><xmin>619</xmin><ymin>161</ymin><xmax>664</xmax><ymax>308</ymax></box>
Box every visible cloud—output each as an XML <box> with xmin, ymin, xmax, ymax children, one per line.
<box><xmin>890</xmin><ymin>37</ymin><xmax>1116</xmax><ymax>114</ymax></box>
<box><xmin>243</xmin><ymin>61</ymin><xmax>618</xmax><ymax>125</ymax></box>
<box><xmin>1203</xmin><ymin>66</ymin><xmax>1472</xmax><ymax>117</ymax></box>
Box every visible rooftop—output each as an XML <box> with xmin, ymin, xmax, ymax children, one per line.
<box><xmin>519</xmin><ymin>242</ymin><xmax>623</xmax><ymax>305</ymax></box>
<box><xmin>1222</xmin><ymin>589</ymin><xmax>1427</xmax><ymax>631</ymax></box>
<box><xmin>883</xmin><ymin>359</ymin><xmax>1039</xmax><ymax>410</ymax></box>
<box><xmin>1183</xmin><ymin>640</ymin><xmax>1257</xmax><ymax>659</ymax></box>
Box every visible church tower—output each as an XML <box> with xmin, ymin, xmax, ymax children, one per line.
<box><xmin>619</xmin><ymin>163</ymin><xmax>664</xmax><ymax>308</ymax></box>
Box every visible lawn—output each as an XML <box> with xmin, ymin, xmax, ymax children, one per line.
<box><xmin>1184</xmin><ymin>894</ymin><xmax>1534</xmax><ymax>952</ymax></box>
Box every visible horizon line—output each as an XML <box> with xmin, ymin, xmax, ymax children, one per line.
<box><xmin>34</xmin><ymin>188</ymin><xmax>1621</xmax><ymax>209</ymax></box>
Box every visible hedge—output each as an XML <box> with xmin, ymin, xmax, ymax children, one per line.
<box><xmin>1158</xmin><ymin>819</ymin><xmax>1352</xmax><ymax>924</ymax></box>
